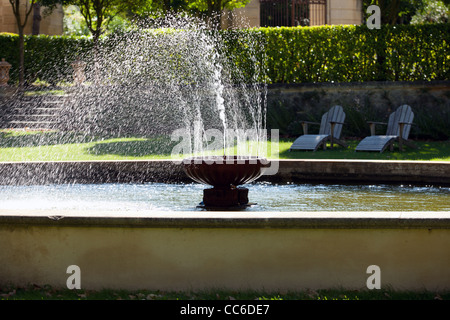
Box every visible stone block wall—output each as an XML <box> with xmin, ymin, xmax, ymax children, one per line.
<box><xmin>327</xmin><ymin>0</ymin><xmax>362</xmax><ymax>25</ymax></box>
<box><xmin>266</xmin><ymin>81</ymin><xmax>450</xmax><ymax>140</ymax></box>
<box><xmin>0</xmin><ymin>0</ymin><xmax>63</xmax><ymax>35</ymax></box>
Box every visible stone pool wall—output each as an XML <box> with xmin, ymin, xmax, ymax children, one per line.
<box><xmin>0</xmin><ymin>159</ymin><xmax>448</xmax><ymax>185</ymax></box>
<box><xmin>0</xmin><ymin>211</ymin><xmax>449</xmax><ymax>291</ymax></box>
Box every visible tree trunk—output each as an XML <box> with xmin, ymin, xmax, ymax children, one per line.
<box><xmin>92</xmin><ymin>34</ymin><xmax>101</xmax><ymax>84</ymax></box>
<box><xmin>18</xmin><ymin>26</ymin><xmax>25</xmax><ymax>89</ymax></box>
<box><xmin>10</xmin><ymin>0</ymin><xmax>36</xmax><ymax>89</ymax></box>
<box><xmin>32</xmin><ymin>2</ymin><xmax>41</xmax><ymax>35</ymax></box>
<box><xmin>207</xmin><ymin>0</ymin><xmax>223</xmax><ymax>29</ymax></box>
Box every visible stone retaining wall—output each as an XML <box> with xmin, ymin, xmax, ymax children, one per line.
<box><xmin>0</xmin><ymin>160</ymin><xmax>449</xmax><ymax>186</ymax></box>
<box><xmin>266</xmin><ymin>81</ymin><xmax>450</xmax><ymax>140</ymax></box>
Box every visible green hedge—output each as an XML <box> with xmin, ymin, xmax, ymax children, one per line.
<box><xmin>0</xmin><ymin>33</ymin><xmax>93</xmax><ymax>85</ymax></box>
<box><xmin>0</xmin><ymin>23</ymin><xmax>448</xmax><ymax>85</ymax></box>
<box><xmin>256</xmin><ymin>23</ymin><xmax>449</xmax><ymax>83</ymax></box>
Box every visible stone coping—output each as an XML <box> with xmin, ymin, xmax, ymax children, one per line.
<box><xmin>267</xmin><ymin>80</ymin><xmax>450</xmax><ymax>90</ymax></box>
<box><xmin>0</xmin><ymin>159</ymin><xmax>449</xmax><ymax>185</ymax></box>
<box><xmin>1</xmin><ymin>210</ymin><xmax>450</xmax><ymax>229</ymax></box>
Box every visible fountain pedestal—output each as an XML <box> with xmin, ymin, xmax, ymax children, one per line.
<box><xmin>183</xmin><ymin>156</ymin><xmax>269</xmax><ymax>210</ymax></box>
<box><xmin>203</xmin><ymin>187</ymin><xmax>249</xmax><ymax>208</ymax></box>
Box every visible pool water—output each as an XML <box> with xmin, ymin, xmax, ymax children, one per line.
<box><xmin>0</xmin><ymin>182</ymin><xmax>448</xmax><ymax>212</ymax></box>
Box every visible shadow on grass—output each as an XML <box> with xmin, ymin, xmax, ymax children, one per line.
<box><xmin>86</xmin><ymin>138</ymin><xmax>177</xmax><ymax>157</ymax></box>
<box><xmin>0</xmin><ymin>130</ymin><xmax>98</xmax><ymax>148</ymax></box>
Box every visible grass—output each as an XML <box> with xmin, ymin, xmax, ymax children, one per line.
<box><xmin>1</xmin><ymin>284</ymin><xmax>449</xmax><ymax>300</ymax></box>
<box><xmin>279</xmin><ymin>139</ymin><xmax>450</xmax><ymax>161</ymax></box>
<box><xmin>1</xmin><ymin>129</ymin><xmax>449</xmax><ymax>162</ymax></box>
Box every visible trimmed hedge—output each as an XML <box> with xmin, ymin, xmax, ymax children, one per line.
<box><xmin>257</xmin><ymin>23</ymin><xmax>449</xmax><ymax>83</ymax></box>
<box><xmin>0</xmin><ymin>23</ymin><xmax>448</xmax><ymax>85</ymax></box>
<box><xmin>0</xmin><ymin>33</ymin><xmax>93</xmax><ymax>85</ymax></box>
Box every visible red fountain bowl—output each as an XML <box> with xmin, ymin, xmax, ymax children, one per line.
<box><xmin>182</xmin><ymin>156</ymin><xmax>271</xmax><ymax>189</ymax></box>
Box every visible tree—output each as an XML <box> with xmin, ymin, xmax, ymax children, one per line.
<box><xmin>31</xmin><ymin>0</ymin><xmax>66</xmax><ymax>35</ymax></box>
<box><xmin>9</xmin><ymin>1</ymin><xmax>69</xmax><ymax>87</ymax></box>
<box><xmin>148</xmin><ymin>0</ymin><xmax>189</xmax><ymax>14</ymax></box>
<box><xmin>187</xmin><ymin>0</ymin><xmax>251</xmax><ymax>28</ymax></box>
<box><xmin>9</xmin><ymin>0</ymin><xmax>38</xmax><ymax>88</ymax></box>
<box><xmin>143</xmin><ymin>0</ymin><xmax>251</xmax><ymax>29</ymax></box>
<box><xmin>66</xmin><ymin>0</ymin><xmax>150</xmax><ymax>44</ymax></box>
<box><xmin>363</xmin><ymin>0</ymin><xmax>426</xmax><ymax>25</ymax></box>
<box><xmin>32</xmin><ymin>2</ymin><xmax>41</xmax><ymax>35</ymax></box>
<box><xmin>411</xmin><ymin>0</ymin><xmax>449</xmax><ymax>24</ymax></box>
<box><xmin>61</xmin><ymin>0</ymin><xmax>150</xmax><ymax>83</ymax></box>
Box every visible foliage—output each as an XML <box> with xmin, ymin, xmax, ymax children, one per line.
<box><xmin>63</xmin><ymin>5</ymin><xmax>91</xmax><ymax>36</ymax></box>
<box><xmin>0</xmin><ymin>32</ymin><xmax>93</xmax><ymax>85</ymax></box>
<box><xmin>362</xmin><ymin>0</ymin><xmax>427</xmax><ymax>25</ymax></box>
<box><xmin>130</xmin><ymin>0</ymin><xmax>251</xmax><ymax>28</ymax></box>
<box><xmin>7</xmin><ymin>0</ymin><xmax>38</xmax><ymax>88</ymax></box>
<box><xmin>411</xmin><ymin>0</ymin><xmax>450</xmax><ymax>24</ymax></box>
<box><xmin>0</xmin><ymin>23</ymin><xmax>448</xmax><ymax>85</ymax></box>
<box><xmin>63</xmin><ymin>0</ymin><xmax>149</xmax><ymax>42</ymax></box>
<box><xmin>258</xmin><ymin>23</ymin><xmax>450</xmax><ymax>84</ymax></box>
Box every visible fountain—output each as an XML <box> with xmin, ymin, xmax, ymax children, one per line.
<box><xmin>183</xmin><ymin>156</ymin><xmax>271</xmax><ymax>209</ymax></box>
<box><xmin>61</xmin><ymin>16</ymin><xmax>267</xmax><ymax>141</ymax></box>
<box><xmin>55</xmin><ymin>15</ymin><xmax>274</xmax><ymax>210</ymax></box>
<box><xmin>0</xmin><ymin>14</ymin><xmax>449</xmax><ymax>293</ymax></box>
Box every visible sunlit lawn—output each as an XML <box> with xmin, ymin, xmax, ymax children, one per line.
<box><xmin>0</xmin><ymin>129</ymin><xmax>449</xmax><ymax>162</ymax></box>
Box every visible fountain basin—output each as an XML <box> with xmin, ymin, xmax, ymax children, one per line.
<box><xmin>0</xmin><ymin>159</ymin><xmax>449</xmax><ymax>292</ymax></box>
<box><xmin>183</xmin><ymin>156</ymin><xmax>271</xmax><ymax>208</ymax></box>
<box><xmin>182</xmin><ymin>156</ymin><xmax>270</xmax><ymax>188</ymax></box>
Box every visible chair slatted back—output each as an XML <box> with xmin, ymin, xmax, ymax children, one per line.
<box><xmin>319</xmin><ymin>105</ymin><xmax>345</xmax><ymax>138</ymax></box>
<box><xmin>386</xmin><ymin>105</ymin><xmax>414</xmax><ymax>139</ymax></box>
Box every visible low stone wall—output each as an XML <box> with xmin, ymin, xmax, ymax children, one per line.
<box><xmin>0</xmin><ymin>160</ymin><xmax>448</xmax><ymax>185</ymax></box>
<box><xmin>1</xmin><ymin>210</ymin><xmax>449</xmax><ymax>292</ymax></box>
<box><xmin>266</xmin><ymin>81</ymin><xmax>450</xmax><ymax>140</ymax></box>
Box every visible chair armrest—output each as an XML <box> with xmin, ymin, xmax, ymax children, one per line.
<box><xmin>329</xmin><ymin>121</ymin><xmax>345</xmax><ymax>125</ymax></box>
<box><xmin>300</xmin><ymin>121</ymin><xmax>321</xmax><ymax>125</ymax></box>
<box><xmin>367</xmin><ymin>121</ymin><xmax>387</xmax><ymax>125</ymax></box>
<box><xmin>368</xmin><ymin>121</ymin><xmax>387</xmax><ymax>136</ymax></box>
<box><xmin>300</xmin><ymin>121</ymin><xmax>320</xmax><ymax>135</ymax></box>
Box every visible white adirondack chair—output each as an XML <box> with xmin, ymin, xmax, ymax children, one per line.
<box><xmin>289</xmin><ymin>105</ymin><xmax>347</xmax><ymax>151</ymax></box>
<box><xmin>356</xmin><ymin>104</ymin><xmax>416</xmax><ymax>153</ymax></box>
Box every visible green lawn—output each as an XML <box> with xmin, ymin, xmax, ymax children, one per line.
<box><xmin>1</xmin><ymin>129</ymin><xmax>449</xmax><ymax>161</ymax></box>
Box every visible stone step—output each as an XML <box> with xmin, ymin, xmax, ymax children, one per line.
<box><xmin>0</xmin><ymin>120</ymin><xmax>57</xmax><ymax>129</ymax></box>
<box><xmin>5</xmin><ymin>114</ymin><xmax>58</xmax><ymax>121</ymax></box>
<box><xmin>0</xmin><ymin>94</ymin><xmax>69</xmax><ymax>129</ymax></box>
<box><xmin>7</xmin><ymin>107</ymin><xmax>61</xmax><ymax>115</ymax></box>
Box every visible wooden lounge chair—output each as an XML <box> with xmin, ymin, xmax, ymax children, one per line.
<box><xmin>355</xmin><ymin>104</ymin><xmax>416</xmax><ymax>153</ymax></box>
<box><xmin>289</xmin><ymin>105</ymin><xmax>347</xmax><ymax>151</ymax></box>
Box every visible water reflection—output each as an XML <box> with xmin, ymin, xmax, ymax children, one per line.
<box><xmin>0</xmin><ymin>182</ymin><xmax>448</xmax><ymax>212</ymax></box>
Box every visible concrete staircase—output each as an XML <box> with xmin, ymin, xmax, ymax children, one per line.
<box><xmin>0</xmin><ymin>95</ymin><xmax>67</xmax><ymax>130</ymax></box>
